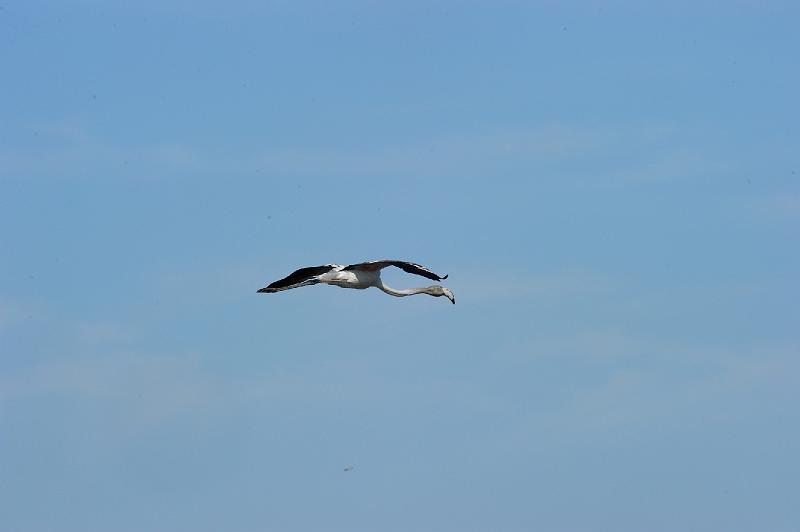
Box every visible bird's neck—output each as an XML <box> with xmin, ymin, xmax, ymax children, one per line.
<box><xmin>377</xmin><ymin>283</ymin><xmax>429</xmax><ymax>298</ymax></box>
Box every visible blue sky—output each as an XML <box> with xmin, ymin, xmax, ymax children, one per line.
<box><xmin>1</xmin><ymin>1</ymin><xmax>798</xmax><ymax>531</ymax></box>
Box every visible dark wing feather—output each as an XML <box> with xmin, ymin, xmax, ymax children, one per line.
<box><xmin>257</xmin><ymin>264</ymin><xmax>336</xmax><ymax>293</ymax></box>
<box><xmin>344</xmin><ymin>260</ymin><xmax>447</xmax><ymax>282</ymax></box>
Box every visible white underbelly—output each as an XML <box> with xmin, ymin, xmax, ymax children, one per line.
<box><xmin>319</xmin><ymin>269</ymin><xmax>377</xmax><ymax>289</ymax></box>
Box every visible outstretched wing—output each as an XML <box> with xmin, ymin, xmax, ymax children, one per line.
<box><xmin>257</xmin><ymin>264</ymin><xmax>337</xmax><ymax>293</ymax></box>
<box><xmin>343</xmin><ymin>260</ymin><xmax>448</xmax><ymax>282</ymax></box>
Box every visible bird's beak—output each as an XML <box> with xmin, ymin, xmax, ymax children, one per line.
<box><xmin>445</xmin><ymin>290</ymin><xmax>455</xmax><ymax>305</ymax></box>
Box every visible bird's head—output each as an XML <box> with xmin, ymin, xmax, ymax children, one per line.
<box><xmin>429</xmin><ymin>285</ymin><xmax>456</xmax><ymax>304</ymax></box>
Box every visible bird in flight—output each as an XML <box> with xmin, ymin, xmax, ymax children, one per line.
<box><xmin>257</xmin><ymin>260</ymin><xmax>455</xmax><ymax>304</ymax></box>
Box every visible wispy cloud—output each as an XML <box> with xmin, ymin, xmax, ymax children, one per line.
<box><xmin>0</xmin><ymin>300</ymin><xmax>37</xmax><ymax>332</ymax></box>
<box><xmin>455</xmin><ymin>268</ymin><xmax>615</xmax><ymax>301</ymax></box>
<box><xmin>492</xmin><ymin>335</ymin><xmax>800</xmax><ymax>453</ymax></box>
<box><xmin>1</xmin><ymin>120</ymin><xmax>207</xmax><ymax>179</ymax></box>
<box><xmin>3</xmin><ymin>120</ymin><xmax>724</xmax><ymax>184</ymax></box>
<box><xmin>0</xmin><ymin>350</ymin><xmax>227</xmax><ymax>428</ymax></box>
<box><xmin>248</xmin><ymin>125</ymin><xmax>601</xmax><ymax>177</ymax></box>
<box><xmin>751</xmin><ymin>192</ymin><xmax>800</xmax><ymax>219</ymax></box>
<box><xmin>611</xmin><ymin>148</ymin><xmax>734</xmax><ymax>184</ymax></box>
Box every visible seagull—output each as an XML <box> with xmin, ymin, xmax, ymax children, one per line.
<box><xmin>257</xmin><ymin>260</ymin><xmax>455</xmax><ymax>304</ymax></box>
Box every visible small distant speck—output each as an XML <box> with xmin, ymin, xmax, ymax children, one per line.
<box><xmin>91</xmin><ymin>93</ymin><xmax>97</xmax><ymax>100</ymax></box>
<box><xmin>344</xmin><ymin>464</ymin><xmax>354</xmax><ymax>472</ymax></box>
<box><xmin>746</xmin><ymin>178</ymin><xmax>751</xmax><ymax>185</ymax></box>
<box><xmin>267</xmin><ymin>215</ymin><xmax>272</xmax><ymax>221</ymax></box>
<box><xmin>562</xmin><ymin>26</ymin><xmax>567</xmax><ymax>31</ymax></box>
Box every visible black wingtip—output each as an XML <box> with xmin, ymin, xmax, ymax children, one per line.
<box><xmin>257</xmin><ymin>287</ymin><xmax>271</xmax><ymax>293</ymax></box>
<box><xmin>441</xmin><ymin>274</ymin><xmax>448</xmax><ymax>280</ymax></box>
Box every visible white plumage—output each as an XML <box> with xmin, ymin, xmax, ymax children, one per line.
<box><xmin>257</xmin><ymin>260</ymin><xmax>455</xmax><ymax>304</ymax></box>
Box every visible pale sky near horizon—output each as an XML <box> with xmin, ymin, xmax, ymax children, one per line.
<box><xmin>1</xmin><ymin>2</ymin><xmax>799</xmax><ymax>531</ymax></box>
